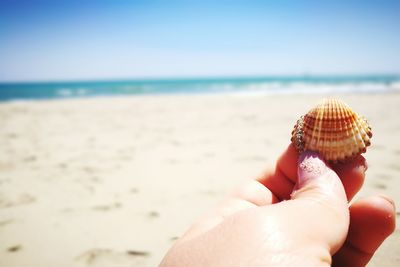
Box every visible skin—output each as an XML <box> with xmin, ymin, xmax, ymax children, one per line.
<box><xmin>160</xmin><ymin>144</ymin><xmax>396</xmax><ymax>267</ymax></box>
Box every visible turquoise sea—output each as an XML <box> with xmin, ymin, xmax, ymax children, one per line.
<box><xmin>0</xmin><ymin>76</ymin><xmax>399</xmax><ymax>101</ymax></box>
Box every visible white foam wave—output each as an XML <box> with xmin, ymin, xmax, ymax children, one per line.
<box><xmin>226</xmin><ymin>82</ymin><xmax>396</xmax><ymax>97</ymax></box>
<box><xmin>57</xmin><ymin>88</ymin><xmax>73</xmax><ymax>96</ymax></box>
<box><xmin>390</xmin><ymin>82</ymin><xmax>400</xmax><ymax>91</ymax></box>
<box><xmin>57</xmin><ymin>88</ymin><xmax>89</xmax><ymax>97</ymax></box>
<box><xmin>77</xmin><ymin>88</ymin><xmax>88</xmax><ymax>95</ymax></box>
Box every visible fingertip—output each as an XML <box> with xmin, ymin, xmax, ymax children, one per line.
<box><xmin>256</xmin><ymin>143</ymin><xmax>299</xmax><ymax>201</ymax></box>
<box><xmin>377</xmin><ymin>194</ymin><xmax>396</xmax><ymax>211</ymax></box>
<box><xmin>230</xmin><ymin>179</ymin><xmax>278</xmax><ymax>206</ymax></box>
<box><xmin>352</xmin><ymin>195</ymin><xmax>395</xmax><ymax>219</ymax></box>
<box><xmin>348</xmin><ymin>195</ymin><xmax>396</xmax><ymax>253</ymax></box>
<box><xmin>292</xmin><ymin>151</ymin><xmax>349</xmax><ymax>224</ymax></box>
<box><xmin>276</xmin><ymin>143</ymin><xmax>299</xmax><ymax>182</ymax></box>
<box><xmin>333</xmin><ymin>155</ymin><xmax>367</xmax><ymax>175</ymax></box>
<box><xmin>360</xmin><ymin>195</ymin><xmax>396</xmax><ymax>235</ymax></box>
<box><xmin>332</xmin><ymin>195</ymin><xmax>396</xmax><ymax>267</ymax></box>
<box><xmin>297</xmin><ymin>151</ymin><xmax>329</xmax><ymax>185</ymax></box>
<box><xmin>332</xmin><ymin>155</ymin><xmax>367</xmax><ymax>200</ymax></box>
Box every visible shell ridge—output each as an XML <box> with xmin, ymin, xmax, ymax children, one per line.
<box><xmin>291</xmin><ymin>98</ymin><xmax>372</xmax><ymax>162</ymax></box>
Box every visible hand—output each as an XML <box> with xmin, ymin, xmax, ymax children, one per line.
<box><xmin>160</xmin><ymin>144</ymin><xmax>396</xmax><ymax>267</ymax></box>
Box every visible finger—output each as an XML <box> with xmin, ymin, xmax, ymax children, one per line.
<box><xmin>331</xmin><ymin>155</ymin><xmax>367</xmax><ymax>201</ymax></box>
<box><xmin>291</xmin><ymin>151</ymin><xmax>349</xmax><ymax>252</ymax></box>
<box><xmin>181</xmin><ymin>180</ymin><xmax>278</xmax><ymax>240</ymax></box>
<box><xmin>228</xmin><ymin>179</ymin><xmax>279</xmax><ymax>206</ymax></box>
<box><xmin>332</xmin><ymin>196</ymin><xmax>396</xmax><ymax>267</ymax></box>
<box><xmin>292</xmin><ymin>151</ymin><xmax>348</xmax><ymax>205</ymax></box>
<box><xmin>257</xmin><ymin>144</ymin><xmax>366</xmax><ymax>202</ymax></box>
<box><xmin>181</xmin><ymin>143</ymin><xmax>299</xmax><ymax>240</ymax></box>
<box><xmin>257</xmin><ymin>143</ymin><xmax>298</xmax><ymax>200</ymax></box>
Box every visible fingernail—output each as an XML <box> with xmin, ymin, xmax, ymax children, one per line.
<box><xmin>298</xmin><ymin>151</ymin><xmax>328</xmax><ymax>186</ymax></box>
<box><xmin>379</xmin><ymin>195</ymin><xmax>396</xmax><ymax>209</ymax></box>
<box><xmin>355</xmin><ymin>156</ymin><xmax>368</xmax><ymax>173</ymax></box>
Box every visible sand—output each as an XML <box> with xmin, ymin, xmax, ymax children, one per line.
<box><xmin>0</xmin><ymin>93</ymin><xmax>399</xmax><ymax>267</ymax></box>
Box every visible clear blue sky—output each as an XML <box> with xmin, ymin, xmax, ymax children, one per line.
<box><xmin>0</xmin><ymin>0</ymin><xmax>399</xmax><ymax>82</ymax></box>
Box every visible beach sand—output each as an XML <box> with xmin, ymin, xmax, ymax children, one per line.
<box><xmin>0</xmin><ymin>93</ymin><xmax>399</xmax><ymax>267</ymax></box>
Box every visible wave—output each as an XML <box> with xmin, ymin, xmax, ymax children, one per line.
<box><xmin>219</xmin><ymin>81</ymin><xmax>399</xmax><ymax>97</ymax></box>
<box><xmin>56</xmin><ymin>88</ymin><xmax>89</xmax><ymax>97</ymax></box>
<box><xmin>1</xmin><ymin>76</ymin><xmax>399</xmax><ymax>101</ymax></box>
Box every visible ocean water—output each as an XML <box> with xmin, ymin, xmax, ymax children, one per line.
<box><xmin>0</xmin><ymin>76</ymin><xmax>399</xmax><ymax>101</ymax></box>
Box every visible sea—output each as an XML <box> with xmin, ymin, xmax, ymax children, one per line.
<box><xmin>0</xmin><ymin>75</ymin><xmax>399</xmax><ymax>102</ymax></box>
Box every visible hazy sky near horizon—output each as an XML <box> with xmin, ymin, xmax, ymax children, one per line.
<box><xmin>1</xmin><ymin>0</ymin><xmax>399</xmax><ymax>82</ymax></box>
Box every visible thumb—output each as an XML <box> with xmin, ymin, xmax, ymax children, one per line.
<box><xmin>292</xmin><ymin>151</ymin><xmax>348</xmax><ymax>206</ymax></box>
<box><xmin>291</xmin><ymin>151</ymin><xmax>350</xmax><ymax>253</ymax></box>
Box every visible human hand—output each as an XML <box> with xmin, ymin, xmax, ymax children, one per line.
<box><xmin>160</xmin><ymin>144</ymin><xmax>396</xmax><ymax>267</ymax></box>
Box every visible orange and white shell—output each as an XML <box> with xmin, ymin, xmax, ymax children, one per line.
<box><xmin>291</xmin><ymin>98</ymin><xmax>372</xmax><ymax>163</ymax></box>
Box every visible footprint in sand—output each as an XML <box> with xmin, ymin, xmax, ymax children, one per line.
<box><xmin>0</xmin><ymin>194</ymin><xmax>36</xmax><ymax>208</ymax></box>
<box><xmin>0</xmin><ymin>161</ymin><xmax>14</xmax><ymax>171</ymax></box>
<box><xmin>169</xmin><ymin>236</ymin><xmax>179</xmax><ymax>242</ymax></box>
<box><xmin>373</xmin><ymin>183</ymin><xmax>387</xmax><ymax>190</ymax></box>
<box><xmin>387</xmin><ymin>163</ymin><xmax>400</xmax><ymax>171</ymax></box>
<box><xmin>377</xmin><ymin>174</ymin><xmax>392</xmax><ymax>180</ymax></box>
<box><xmin>130</xmin><ymin>188</ymin><xmax>139</xmax><ymax>194</ymax></box>
<box><xmin>92</xmin><ymin>202</ymin><xmax>122</xmax><ymax>211</ymax></box>
<box><xmin>0</xmin><ymin>219</ymin><xmax>14</xmax><ymax>227</ymax></box>
<box><xmin>148</xmin><ymin>211</ymin><xmax>159</xmax><ymax>218</ymax></box>
<box><xmin>372</xmin><ymin>144</ymin><xmax>385</xmax><ymax>151</ymax></box>
<box><xmin>23</xmin><ymin>155</ymin><xmax>37</xmax><ymax>162</ymax></box>
<box><xmin>7</xmin><ymin>245</ymin><xmax>22</xmax><ymax>253</ymax></box>
<box><xmin>58</xmin><ymin>162</ymin><xmax>68</xmax><ymax>169</ymax></box>
<box><xmin>76</xmin><ymin>248</ymin><xmax>149</xmax><ymax>267</ymax></box>
<box><xmin>6</xmin><ymin>132</ymin><xmax>18</xmax><ymax>139</ymax></box>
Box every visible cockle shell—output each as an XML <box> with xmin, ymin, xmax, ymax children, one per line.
<box><xmin>291</xmin><ymin>98</ymin><xmax>372</xmax><ymax>163</ymax></box>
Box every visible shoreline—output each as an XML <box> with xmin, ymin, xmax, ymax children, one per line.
<box><xmin>1</xmin><ymin>89</ymin><xmax>400</xmax><ymax>104</ymax></box>
<box><xmin>1</xmin><ymin>75</ymin><xmax>400</xmax><ymax>102</ymax></box>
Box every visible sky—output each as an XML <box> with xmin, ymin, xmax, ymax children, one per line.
<box><xmin>0</xmin><ymin>0</ymin><xmax>399</xmax><ymax>82</ymax></box>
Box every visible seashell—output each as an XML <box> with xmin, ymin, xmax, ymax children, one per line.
<box><xmin>291</xmin><ymin>98</ymin><xmax>372</xmax><ymax>163</ymax></box>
